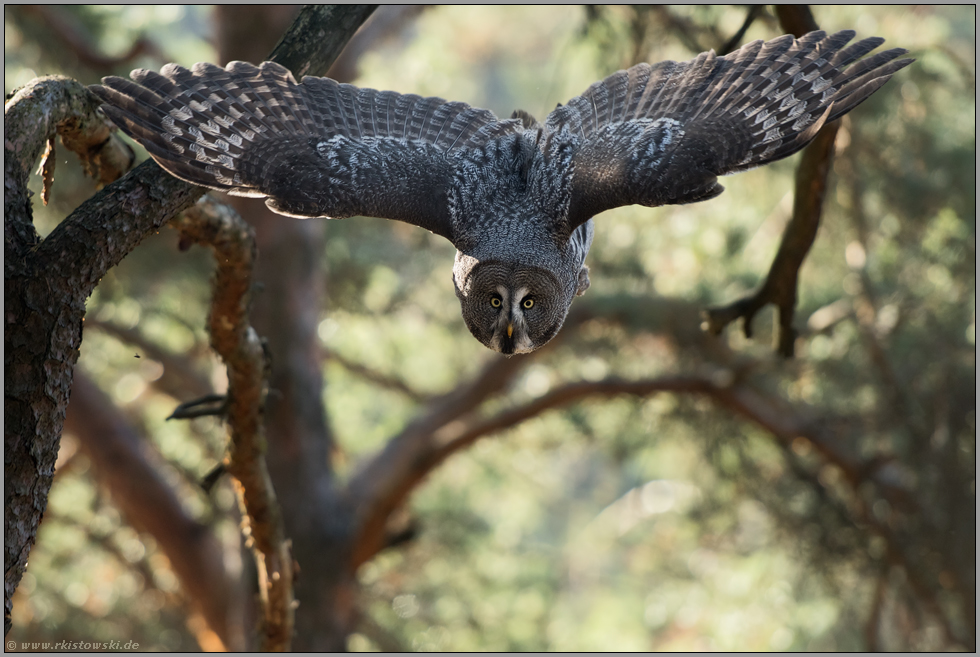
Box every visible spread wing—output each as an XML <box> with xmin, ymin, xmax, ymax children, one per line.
<box><xmin>549</xmin><ymin>30</ymin><xmax>913</xmax><ymax>233</ymax></box>
<box><xmin>92</xmin><ymin>61</ymin><xmax>522</xmax><ymax>243</ymax></box>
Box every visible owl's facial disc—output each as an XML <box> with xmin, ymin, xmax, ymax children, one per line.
<box><xmin>488</xmin><ymin>285</ymin><xmax>537</xmax><ymax>354</ymax></box>
<box><xmin>455</xmin><ymin>260</ymin><xmax>566</xmax><ymax>355</ymax></box>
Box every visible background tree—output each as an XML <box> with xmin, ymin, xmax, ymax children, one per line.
<box><xmin>5</xmin><ymin>5</ymin><xmax>974</xmax><ymax>651</ymax></box>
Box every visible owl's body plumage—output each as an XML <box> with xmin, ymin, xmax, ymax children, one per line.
<box><xmin>92</xmin><ymin>30</ymin><xmax>911</xmax><ymax>354</ymax></box>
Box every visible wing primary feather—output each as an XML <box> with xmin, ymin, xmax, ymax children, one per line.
<box><xmin>551</xmin><ymin>29</ymin><xmax>911</xmax><ymax>234</ymax></box>
<box><xmin>91</xmin><ymin>59</ymin><xmax>527</xmax><ymax>243</ymax></box>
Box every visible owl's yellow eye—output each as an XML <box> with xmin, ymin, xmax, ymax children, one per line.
<box><xmin>490</xmin><ymin>297</ymin><xmax>502</xmax><ymax>308</ymax></box>
<box><xmin>522</xmin><ymin>298</ymin><xmax>534</xmax><ymax>309</ymax></box>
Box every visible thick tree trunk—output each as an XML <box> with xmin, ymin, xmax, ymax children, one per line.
<box><xmin>4</xmin><ymin>90</ymin><xmax>202</xmax><ymax>631</ymax></box>
<box><xmin>213</xmin><ymin>5</ymin><xmax>378</xmax><ymax>650</ymax></box>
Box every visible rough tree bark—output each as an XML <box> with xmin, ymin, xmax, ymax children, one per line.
<box><xmin>172</xmin><ymin>198</ymin><xmax>299</xmax><ymax>651</ymax></box>
<box><xmin>3</xmin><ymin>5</ymin><xmax>376</xmax><ymax>638</ymax></box>
<box><xmin>12</xmin><ymin>6</ymin><xmax>963</xmax><ymax>652</ymax></box>
<box><xmin>4</xmin><ymin>86</ymin><xmax>201</xmax><ymax>636</ymax></box>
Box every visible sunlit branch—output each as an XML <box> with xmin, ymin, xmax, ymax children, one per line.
<box><xmin>439</xmin><ymin>376</ymin><xmax>716</xmax><ymax>458</ymax></box>
<box><xmin>172</xmin><ymin>196</ymin><xmax>294</xmax><ymax>651</ymax></box>
<box><xmin>351</xmin><ymin>351</ymin><xmax>935</xmax><ymax>586</ymax></box>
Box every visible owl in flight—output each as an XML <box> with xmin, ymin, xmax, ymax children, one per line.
<box><xmin>93</xmin><ymin>30</ymin><xmax>910</xmax><ymax>354</ymax></box>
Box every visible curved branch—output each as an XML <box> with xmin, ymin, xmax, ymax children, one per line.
<box><xmin>4</xmin><ymin>76</ymin><xmax>134</xmax><ymax>253</ymax></box>
<box><xmin>324</xmin><ymin>349</ymin><xmax>432</xmax><ymax>403</ymax></box>
<box><xmin>173</xmin><ymin>197</ymin><xmax>293</xmax><ymax>651</ymax></box>
<box><xmin>703</xmin><ymin>7</ymin><xmax>839</xmax><ymax>357</ymax></box>
<box><xmin>703</xmin><ymin>123</ymin><xmax>839</xmax><ymax>356</ymax></box>
<box><xmin>350</xmin><ymin>352</ymin><xmax>923</xmax><ymax>572</ymax></box>
<box><xmin>348</xmin><ymin>354</ymin><xmax>531</xmax><ymax>566</ymax></box>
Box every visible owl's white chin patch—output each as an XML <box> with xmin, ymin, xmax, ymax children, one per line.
<box><xmin>488</xmin><ymin>337</ymin><xmax>535</xmax><ymax>355</ymax></box>
<box><xmin>501</xmin><ymin>325</ymin><xmax>535</xmax><ymax>354</ymax></box>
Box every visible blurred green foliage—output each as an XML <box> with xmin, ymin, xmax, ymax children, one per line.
<box><xmin>5</xmin><ymin>5</ymin><xmax>974</xmax><ymax>652</ymax></box>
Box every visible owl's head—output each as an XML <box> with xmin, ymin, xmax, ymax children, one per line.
<box><xmin>453</xmin><ymin>257</ymin><xmax>568</xmax><ymax>355</ymax></box>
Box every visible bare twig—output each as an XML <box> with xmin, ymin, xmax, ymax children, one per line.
<box><xmin>324</xmin><ymin>349</ymin><xmax>432</xmax><ymax>403</ymax></box>
<box><xmin>37</xmin><ymin>136</ymin><xmax>57</xmax><ymax>205</ymax></box>
<box><xmin>168</xmin><ymin>394</ymin><xmax>227</xmax><ymax>420</ymax></box>
<box><xmin>718</xmin><ymin>5</ymin><xmax>765</xmax><ymax>56</ymax></box>
<box><xmin>702</xmin><ymin>121</ymin><xmax>838</xmax><ymax>357</ymax></box>
<box><xmin>200</xmin><ymin>463</ymin><xmax>228</xmax><ymax>494</ymax></box>
<box><xmin>84</xmin><ymin>317</ymin><xmax>214</xmax><ymax>400</ymax></box>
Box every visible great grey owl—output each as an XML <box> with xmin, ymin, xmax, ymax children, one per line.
<box><xmin>92</xmin><ymin>30</ymin><xmax>910</xmax><ymax>354</ymax></box>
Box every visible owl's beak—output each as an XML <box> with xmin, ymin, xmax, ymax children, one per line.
<box><xmin>507</xmin><ymin>323</ymin><xmax>513</xmax><ymax>338</ymax></box>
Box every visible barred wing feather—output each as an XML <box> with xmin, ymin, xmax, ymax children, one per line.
<box><xmin>92</xmin><ymin>61</ymin><xmax>521</xmax><ymax>242</ymax></box>
<box><xmin>553</xmin><ymin>30</ymin><xmax>913</xmax><ymax>233</ymax></box>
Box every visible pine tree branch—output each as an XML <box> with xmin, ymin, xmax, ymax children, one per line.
<box><xmin>703</xmin><ymin>6</ymin><xmax>839</xmax><ymax>357</ymax></box>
